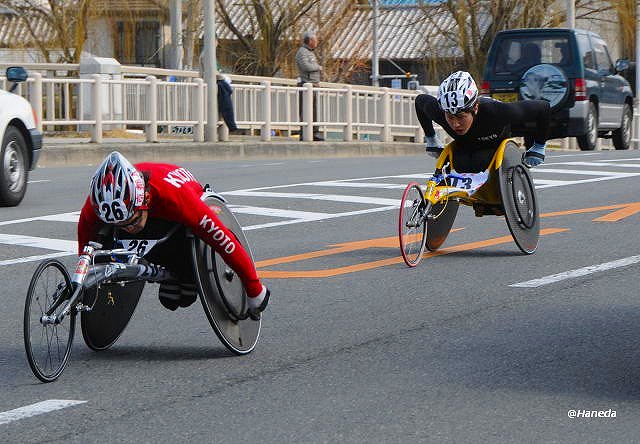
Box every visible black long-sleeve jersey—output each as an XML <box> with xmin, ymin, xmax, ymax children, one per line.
<box><xmin>415</xmin><ymin>94</ymin><xmax>550</xmax><ymax>172</ymax></box>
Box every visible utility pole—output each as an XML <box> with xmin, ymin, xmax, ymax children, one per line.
<box><xmin>372</xmin><ymin>0</ymin><xmax>379</xmax><ymax>86</ymax></box>
<box><xmin>170</xmin><ymin>0</ymin><xmax>183</xmax><ymax>69</ymax></box>
<box><xmin>566</xmin><ymin>0</ymin><xmax>575</xmax><ymax>29</ymax></box>
<box><xmin>203</xmin><ymin>0</ymin><xmax>218</xmax><ymax>141</ymax></box>
<box><xmin>565</xmin><ymin>0</ymin><xmax>576</xmax><ymax>150</ymax></box>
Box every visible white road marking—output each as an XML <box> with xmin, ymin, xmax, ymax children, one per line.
<box><xmin>535</xmin><ymin>174</ymin><xmax>640</xmax><ymax>189</ymax></box>
<box><xmin>532</xmin><ymin>168</ymin><xmax>639</xmax><ymax>177</ymax></box>
<box><xmin>228</xmin><ymin>205</ymin><xmax>330</xmax><ymax>220</ymax></box>
<box><xmin>224</xmin><ymin>190</ymin><xmax>401</xmax><ymax>206</ymax></box>
<box><xmin>547</xmin><ymin>153</ymin><xmax>601</xmax><ymax>158</ymax></box>
<box><xmin>0</xmin><ymin>252</ymin><xmax>73</xmax><ymax>266</ymax></box>
<box><xmin>549</xmin><ymin>161</ymin><xmax>640</xmax><ymax>168</ymax></box>
<box><xmin>594</xmin><ymin>157</ymin><xmax>640</xmax><ymax>162</ymax></box>
<box><xmin>243</xmin><ymin>205</ymin><xmax>398</xmax><ymax>231</ymax></box>
<box><xmin>531</xmin><ymin>179</ymin><xmax>573</xmax><ymax>187</ymax></box>
<box><xmin>3</xmin><ymin>161</ymin><xmax>640</xmax><ymax>266</ymax></box>
<box><xmin>510</xmin><ymin>255</ymin><xmax>640</xmax><ymax>288</ymax></box>
<box><xmin>27</xmin><ymin>180</ymin><xmax>51</xmax><ymax>184</ymax></box>
<box><xmin>307</xmin><ymin>181</ymin><xmax>407</xmax><ymax>189</ymax></box>
<box><xmin>0</xmin><ymin>211</ymin><xmax>79</xmax><ymax>226</ymax></box>
<box><xmin>0</xmin><ymin>400</ymin><xmax>87</xmax><ymax>426</ymax></box>
<box><xmin>0</xmin><ymin>234</ymin><xmax>76</xmax><ymax>252</ymax></box>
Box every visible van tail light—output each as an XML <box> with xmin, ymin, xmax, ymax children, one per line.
<box><xmin>480</xmin><ymin>80</ymin><xmax>490</xmax><ymax>95</ymax></box>
<box><xmin>574</xmin><ymin>78</ymin><xmax>587</xmax><ymax>101</ymax></box>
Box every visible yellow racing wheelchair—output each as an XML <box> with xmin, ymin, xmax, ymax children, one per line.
<box><xmin>398</xmin><ymin>139</ymin><xmax>539</xmax><ymax>267</ymax></box>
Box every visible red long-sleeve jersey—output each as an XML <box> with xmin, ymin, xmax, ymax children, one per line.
<box><xmin>78</xmin><ymin>162</ymin><xmax>262</xmax><ymax>297</ymax></box>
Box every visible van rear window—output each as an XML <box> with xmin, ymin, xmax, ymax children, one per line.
<box><xmin>492</xmin><ymin>36</ymin><xmax>572</xmax><ymax>76</ymax></box>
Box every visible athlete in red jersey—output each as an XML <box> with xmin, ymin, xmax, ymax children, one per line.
<box><xmin>78</xmin><ymin>152</ymin><xmax>270</xmax><ymax>319</ymax></box>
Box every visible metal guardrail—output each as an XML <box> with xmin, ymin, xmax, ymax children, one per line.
<box><xmin>0</xmin><ymin>63</ymin><xmax>426</xmax><ymax>144</ymax></box>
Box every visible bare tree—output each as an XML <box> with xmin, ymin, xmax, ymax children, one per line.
<box><xmin>0</xmin><ymin>0</ymin><xmax>94</xmax><ymax>63</ymax></box>
<box><xmin>610</xmin><ymin>0</ymin><xmax>636</xmax><ymax>60</ymax></box>
<box><xmin>418</xmin><ymin>0</ymin><xmax>613</xmax><ymax>81</ymax></box>
<box><xmin>214</xmin><ymin>0</ymin><xmax>319</xmax><ymax>76</ymax></box>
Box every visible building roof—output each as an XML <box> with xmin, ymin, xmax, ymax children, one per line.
<box><xmin>212</xmin><ymin>2</ymin><xmax>489</xmax><ymax>61</ymax></box>
<box><xmin>0</xmin><ymin>13</ymin><xmax>55</xmax><ymax>48</ymax></box>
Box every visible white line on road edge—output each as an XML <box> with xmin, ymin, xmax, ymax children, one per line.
<box><xmin>0</xmin><ymin>400</ymin><xmax>87</xmax><ymax>426</ymax></box>
<box><xmin>0</xmin><ymin>251</ymin><xmax>74</xmax><ymax>266</ymax></box>
<box><xmin>510</xmin><ymin>255</ymin><xmax>640</xmax><ymax>288</ymax></box>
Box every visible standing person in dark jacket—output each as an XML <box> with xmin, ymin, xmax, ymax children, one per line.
<box><xmin>416</xmin><ymin>70</ymin><xmax>550</xmax><ymax>173</ymax></box>
<box><xmin>295</xmin><ymin>30</ymin><xmax>323</xmax><ymax>141</ymax></box>
<box><xmin>217</xmin><ymin>74</ymin><xmax>239</xmax><ymax>133</ymax></box>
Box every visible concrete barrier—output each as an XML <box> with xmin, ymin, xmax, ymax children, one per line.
<box><xmin>39</xmin><ymin>139</ymin><xmax>426</xmax><ymax>167</ymax></box>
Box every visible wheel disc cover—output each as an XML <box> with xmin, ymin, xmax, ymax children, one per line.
<box><xmin>499</xmin><ymin>143</ymin><xmax>540</xmax><ymax>253</ymax></box>
<box><xmin>4</xmin><ymin>141</ymin><xmax>25</xmax><ymax>192</ymax></box>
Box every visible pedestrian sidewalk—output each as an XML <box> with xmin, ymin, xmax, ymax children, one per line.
<box><xmin>40</xmin><ymin>133</ymin><xmax>424</xmax><ymax>167</ymax></box>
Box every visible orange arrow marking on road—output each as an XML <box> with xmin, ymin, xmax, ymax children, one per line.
<box><xmin>257</xmin><ymin>228</ymin><xmax>568</xmax><ymax>279</ymax></box>
<box><xmin>255</xmin><ymin>228</ymin><xmax>465</xmax><ymax>268</ymax></box>
<box><xmin>255</xmin><ymin>201</ymin><xmax>639</xmax><ymax>280</ymax></box>
<box><xmin>591</xmin><ymin>202</ymin><xmax>640</xmax><ymax>222</ymax></box>
<box><xmin>541</xmin><ymin>202</ymin><xmax>640</xmax><ymax>222</ymax></box>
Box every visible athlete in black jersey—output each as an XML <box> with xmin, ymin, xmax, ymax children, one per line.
<box><xmin>416</xmin><ymin>71</ymin><xmax>550</xmax><ymax>172</ymax></box>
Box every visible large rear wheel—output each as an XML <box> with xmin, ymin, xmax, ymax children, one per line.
<box><xmin>398</xmin><ymin>182</ymin><xmax>427</xmax><ymax>267</ymax></box>
<box><xmin>192</xmin><ymin>194</ymin><xmax>261</xmax><ymax>355</ymax></box>
<box><xmin>24</xmin><ymin>259</ymin><xmax>75</xmax><ymax>383</ymax></box>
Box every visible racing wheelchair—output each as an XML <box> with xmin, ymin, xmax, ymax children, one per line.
<box><xmin>398</xmin><ymin>139</ymin><xmax>539</xmax><ymax>267</ymax></box>
<box><xmin>24</xmin><ymin>190</ymin><xmax>260</xmax><ymax>383</ymax></box>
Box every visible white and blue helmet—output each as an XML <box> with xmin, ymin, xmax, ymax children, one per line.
<box><xmin>90</xmin><ymin>151</ymin><xmax>146</xmax><ymax>223</ymax></box>
<box><xmin>437</xmin><ymin>71</ymin><xmax>479</xmax><ymax>114</ymax></box>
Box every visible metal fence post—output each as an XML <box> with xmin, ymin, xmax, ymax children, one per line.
<box><xmin>46</xmin><ymin>72</ymin><xmax>55</xmax><ymax>131</ymax></box>
<box><xmin>381</xmin><ymin>87</ymin><xmax>391</xmax><ymax>143</ymax></box>
<box><xmin>261</xmin><ymin>80</ymin><xmax>272</xmax><ymax>142</ymax></box>
<box><xmin>194</xmin><ymin>78</ymin><xmax>204</xmax><ymax>142</ymax></box>
<box><xmin>343</xmin><ymin>86</ymin><xmax>353</xmax><ymax>142</ymax></box>
<box><xmin>146</xmin><ymin>75</ymin><xmax>158</xmax><ymax>142</ymax></box>
<box><xmin>31</xmin><ymin>72</ymin><xmax>43</xmax><ymax>133</ymax></box>
<box><xmin>91</xmin><ymin>74</ymin><xmax>103</xmax><ymax>143</ymax></box>
<box><xmin>303</xmin><ymin>82</ymin><xmax>313</xmax><ymax>141</ymax></box>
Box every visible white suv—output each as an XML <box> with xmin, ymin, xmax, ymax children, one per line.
<box><xmin>1</xmin><ymin>67</ymin><xmax>41</xmax><ymax>206</ymax></box>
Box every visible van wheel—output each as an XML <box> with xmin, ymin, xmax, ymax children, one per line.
<box><xmin>577</xmin><ymin>102</ymin><xmax>598</xmax><ymax>151</ymax></box>
<box><xmin>0</xmin><ymin>126</ymin><xmax>28</xmax><ymax>206</ymax></box>
<box><xmin>612</xmin><ymin>103</ymin><xmax>632</xmax><ymax>150</ymax></box>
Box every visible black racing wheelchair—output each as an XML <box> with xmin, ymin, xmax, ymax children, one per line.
<box><xmin>24</xmin><ymin>190</ymin><xmax>261</xmax><ymax>382</ymax></box>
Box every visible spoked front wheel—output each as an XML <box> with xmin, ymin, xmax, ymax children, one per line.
<box><xmin>24</xmin><ymin>259</ymin><xmax>75</xmax><ymax>383</ymax></box>
<box><xmin>398</xmin><ymin>182</ymin><xmax>428</xmax><ymax>267</ymax></box>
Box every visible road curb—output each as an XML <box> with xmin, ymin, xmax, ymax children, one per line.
<box><xmin>39</xmin><ymin>141</ymin><xmax>425</xmax><ymax>166</ymax></box>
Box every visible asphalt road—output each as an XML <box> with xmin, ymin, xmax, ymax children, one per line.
<box><xmin>1</xmin><ymin>150</ymin><xmax>640</xmax><ymax>443</ymax></box>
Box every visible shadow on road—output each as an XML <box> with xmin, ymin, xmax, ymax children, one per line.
<box><xmin>431</xmin><ymin>303</ymin><xmax>640</xmax><ymax>400</ymax></box>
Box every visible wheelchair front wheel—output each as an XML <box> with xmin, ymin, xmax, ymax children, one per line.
<box><xmin>24</xmin><ymin>259</ymin><xmax>75</xmax><ymax>383</ymax></box>
<box><xmin>398</xmin><ymin>182</ymin><xmax>428</xmax><ymax>267</ymax></box>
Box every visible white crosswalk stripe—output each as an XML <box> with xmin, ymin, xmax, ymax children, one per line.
<box><xmin>2</xmin><ymin>156</ymin><xmax>640</xmax><ymax>265</ymax></box>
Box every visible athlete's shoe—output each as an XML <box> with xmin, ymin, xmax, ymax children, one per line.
<box><xmin>247</xmin><ymin>286</ymin><xmax>270</xmax><ymax>321</ymax></box>
<box><xmin>158</xmin><ymin>281</ymin><xmax>198</xmax><ymax>311</ymax></box>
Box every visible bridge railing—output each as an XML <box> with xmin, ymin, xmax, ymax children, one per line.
<box><xmin>0</xmin><ymin>63</ymin><xmax>427</xmax><ymax>144</ymax></box>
